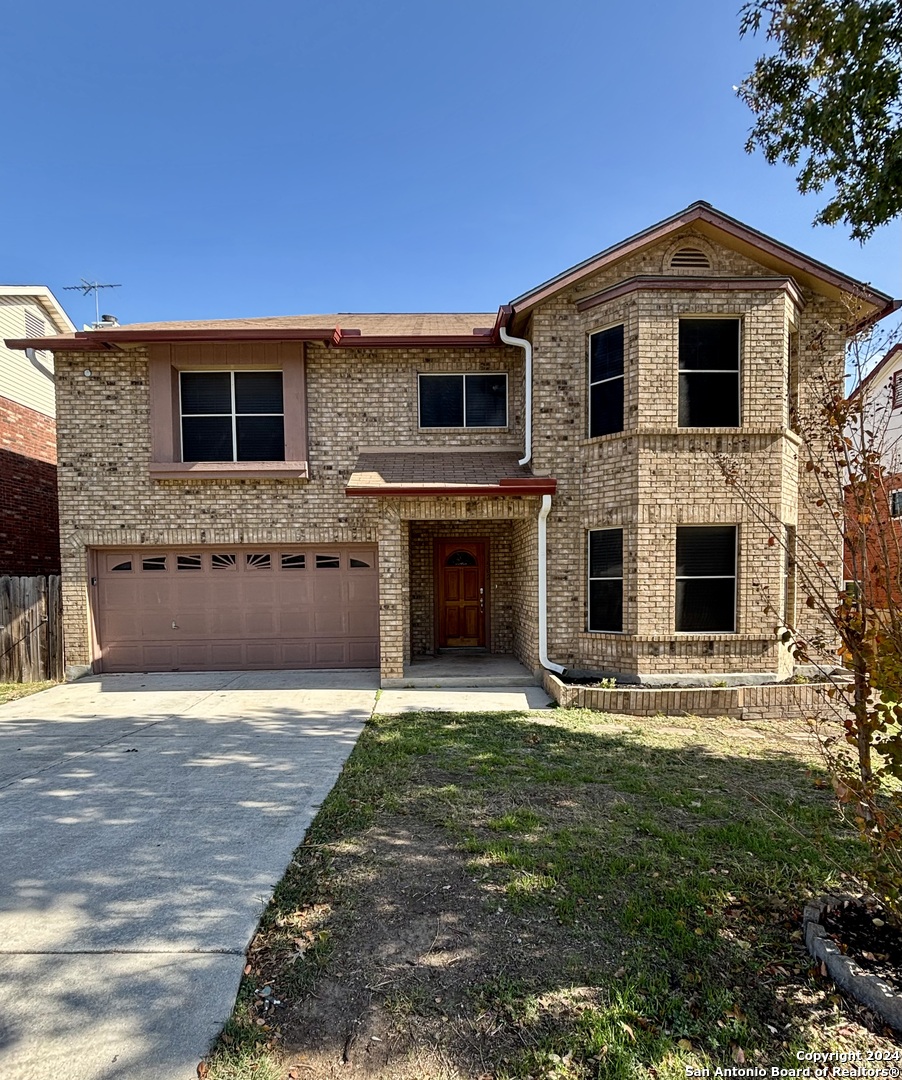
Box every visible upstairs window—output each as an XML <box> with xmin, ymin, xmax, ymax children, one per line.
<box><xmin>588</xmin><ymin>528</ymin><xmax>624</xmax><ymax>632</ymax></box>
<box><xmin>890</xmin><ymin>491</ymin><xmax>902</xmax><ymax>518</ymax></box>
<box><xmin>418</xmin><ymin>373</ymin><xmax>507</xmax><ymax>428</ymax></box>
<box><xmin>180</xmin><ymin>371</ymin><xmax>284</xmax><ymax>462</ymax></box>
<box><xmin>675</xmin><ymin>526</ymin><xmax>737</xmax><ymax>632</ymax></box>
<box><xmin>678</xmin><ymin>319</ymin><xmax>740</xmax><ymax>428</ymax></box>
<box><xmin>589</xmin><ymin>325</ymin><xmax>624</xmax><ymax>437</ymax></box>
<box><xmin>892</xmin><ymin>372</ymin><xmax>902</xmax><ymax>410</ymax></box>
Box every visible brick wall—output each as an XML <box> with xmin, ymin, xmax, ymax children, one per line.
<box><xmin>0</xmin><ymin>395</ymin><xmax>60</xmax><ymax>575</ymax></box>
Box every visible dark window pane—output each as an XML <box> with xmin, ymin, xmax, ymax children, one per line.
<box><xmin>177</xmin><ymin>554</ymin><xmax>202</xmax><ymax>571</ymax></box>
<box><xmin>679</xmin><ymin>319</ymin><xmax>740</xmax><ymax>371</ymax></box>
<box><xmin>446</xmin><ymin>550</ymin><xmax>477</xmax><ymax>566</ymax></box>
<box><xmin>281</xmin><ymin>553</ymin><xmax>306</xmax><ymax>569</ymax></box>
<box><xmin>142</xmin><ymin>556</ymin><xmax>167</xmax><ymax>571</ymax></box>
<box><xmin>678</xmin><ymin>373</ymin><xmax>740</xmax><ymax>427</ymax></box>
<box><xmin>182</xmin><ymin>416</ymin><xmax>233</xmax><ymax>461</ymax></box>
<box><xmin>181</xmin><ymin>372</ymin><xmax>232</xmax><ymax>414</ymax></box>
<box><xmin>235</xmin><ymin>371</ymin><xmax>283</xmax><ymax>414</ymax></box>
<box><xmin>316</xmin><ymin>554</ymin><xmax>340</xmax><ymax>568</ymax></box>
<box><xmin>246</xmin><ymin>553</ymin><xmax>271</xmax><ymax>569</ymax></box>
<box><xmin>349</xmin><ymin>557</ymin><xmax>370</xmax><ymax>568</ymax></box>
<box><xmin>110</xmin><ymin>560</ymin><xmax>132</xmax><ymax>572</ymax></box>
<box><xmin>589</xmin><ymin>579</ymin><xmax>623</xmax><ymax>632</ymax></box>
<box><xmin>676</xmin><ymin>526</ymin><xmax>736</xmax><ymax>577</ymax></box>
<box><xmin>236</xmin><ymin>416</ymin><xmax>284</xmax><ymax>461</ymax></box>
<box><xmin>212</xmin><ymin>553</ymin><xmax>237</xmax><ymax>569</ymax></box>
<box><xmin>676</xmin><ymin>578</ymin><xmax>735</xmax><ymax>632</ymax></box>
<box><xmin>589</xmin><ymin>529</ymin><xmax>623</xmax><ymax>578</ymax></box>
<box><xmin>590</xmin><ymin>378</ymin><xmax>624</xmax><ymax>436</ymax></box>
<box><xmin>590</xmin><ymin>325</ymin><xmax>624</xmax><ymax>382</ymax></box>
<box><xmin>464</xmin><ymin>374</ymin><xmax>507</xmax><ymax>426</ymax></box>
<box><xmin>419</xmin><ymin>375</ymin><xmax>464</xmax><ymax>427</ymax></box>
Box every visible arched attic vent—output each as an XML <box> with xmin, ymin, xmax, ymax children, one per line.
<box><xmin>669</xmin><ymin>246</ymin><xmax>712</xmax><ymax>269</ymax></box>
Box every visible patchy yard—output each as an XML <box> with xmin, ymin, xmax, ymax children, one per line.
<box><xmin>0</xmin><ymin>680</ymin><xmax>55</xmax><ymax>706</ymax></box>
<box><xmin>204</xmin><ymin>708</ymin><xmax>899</xmax><ymax>1080</ymax></box>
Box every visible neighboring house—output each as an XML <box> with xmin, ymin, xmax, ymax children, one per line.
<box><xmin>845</xmin><ymin>343</ymin><xmax>902</xmax><ymax>607</ymax></box>
<box><xmin>6</xmin><ymin>203</ymin><xmax>897</xmax><ymax>684</ymax></box>
<box><xmin>0</xmin><ymin>287</ymin><xmax>75</xmax><ymax>576</ymax></box>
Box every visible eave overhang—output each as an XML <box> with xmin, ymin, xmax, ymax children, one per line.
<box><xmin>345</xmin><ymin>477</ymin><xmax>557</xmax><ymax>497</ymax></box>
<box><xmin>5</xmin><ymin>325</ymin><xmax>502</xmax><ymax>352</ymax></box>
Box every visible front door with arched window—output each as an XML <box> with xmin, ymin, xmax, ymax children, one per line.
<box><xmin>435</xmin><ymin>539</ymin><xmax>487</xmax><ymax>648</ymax></box>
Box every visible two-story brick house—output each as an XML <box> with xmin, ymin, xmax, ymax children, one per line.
<box><xmin>8</xmin><ymin>203</ymin><xmax>896</xmax><ymax>684</ymax></box>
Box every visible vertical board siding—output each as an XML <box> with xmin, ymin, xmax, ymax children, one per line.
<box><xmin>0</xmin><ymin>575</ymin><xmax>63</xmax><ymax>682</ymax></box>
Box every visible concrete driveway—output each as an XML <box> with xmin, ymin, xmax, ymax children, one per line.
<box><xmin>0</xmin><ymin>671</ymin><xmax>378</xmax><ymax>1080</ymax></box>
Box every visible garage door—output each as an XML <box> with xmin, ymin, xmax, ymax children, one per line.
<box><xmin>94</xmin><ymin>546</ymin><xmax>379</xmax><ymax>672</ymax></box>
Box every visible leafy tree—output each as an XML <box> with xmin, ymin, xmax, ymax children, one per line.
<box><xmin>737</xmin><ymin>0</ymin><xmax>902</xmax><ymax>241</ymax></box>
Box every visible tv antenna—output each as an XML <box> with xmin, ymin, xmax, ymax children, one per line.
<box><xmin>63</xmin><ymin>278</ymin><xmax>122</xmax><ymax>328</ymax></box>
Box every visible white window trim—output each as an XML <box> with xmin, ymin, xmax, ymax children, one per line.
<box><xmin>417</xmin><ymin>372</ymin><xmax>509</xmax><ymax>429</ymax></box>
<box><xmin>674</xmin><ymin>525</ymin><xmax>738</xmax><ymax>634</ymax></box>
<box><xmin>588</xmin><ymin>323</ymin><xmax>625</xmax><ymax>439</ymax></box>
<box><xmin>677</xmin><ymin>317</ymin><xmax>742</xmax><ymax>429</ymax></box>
<box><xmin>179</xmin><ymin>369</ymin><xmax>284</xmax><ymax>463</ymax></box>
<box><xmin>890</xmin><ymin>490</ymin><xmax>902</xmax><ymax>518</ymax></box>
<box><xmin>587</xmin><ymin>527</ymin><xmax>624</xmax><ymax>634</ymax></box>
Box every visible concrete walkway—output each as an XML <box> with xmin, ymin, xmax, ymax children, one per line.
<box><xmin>0</xmin><ymin>671</ymin><xmax>551</xmax><ymax>1080</ymax></box>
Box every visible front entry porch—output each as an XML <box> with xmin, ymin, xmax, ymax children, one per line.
<box><xmin>384</xmin><ymin>651</ymin><xmax>537</xmax><ymax>688</ymax></box>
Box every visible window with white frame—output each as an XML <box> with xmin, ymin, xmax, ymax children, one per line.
<box><xmin>180</xmin><ymin>371</ymin><xmax>284</xmax><ymax>461</ymax></box>
<box><xmin>675</xmin><ymin>525</ymin><xmax>737</xmax><ymax>632</ymax></box>
<box><xmin>418</xmin><ymin>373</ymin><xmax>507</xmax><ymax>428</ymax></box>
<box><xmin>892</xmin><ymin>372</ymin><xmax>902</xmax><ymax>411</ymax></box>
<box><xmin>588</xmin><ymin>528</ymin><xmax>623</xmax><ymax>632</ymax></box>
<box><xmin>890</xmin><ymin>491</ymin><xmax>902</xmax><ymax>518</ymax></box>
<box><xmin>678</xmin><ymin>319</ymin><xmax>740</xmax><ymax>427</ymax></box>
<box><xmin>589</xmin><ymin>325</ymin><xmax>624</xmax><ymax>437</ymax></box>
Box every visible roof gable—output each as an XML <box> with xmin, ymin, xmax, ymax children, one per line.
<box><xmin>509</xmin><ymin>202</ymin><xmax>894</xmax><ymax>318</ymax></box>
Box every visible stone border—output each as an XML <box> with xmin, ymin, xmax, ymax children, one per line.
<box><xmin>542</xmin><ymin>671</ymin><xmax>825</xmax><ymax>720</ymax></box>
<box><xmin>804</xmin><ymin>900</ymin><xmax>902</xmax><ymax>1033</ymax></box>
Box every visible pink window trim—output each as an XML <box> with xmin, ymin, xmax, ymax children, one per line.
<box><xmin>148</xmin><ymin>341</ymin><xmax>308</xmax><ymax>472</ymax></box>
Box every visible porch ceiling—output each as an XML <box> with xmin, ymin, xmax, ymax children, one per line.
<box><xmin>345</xmin><ymin>451</ymin><xmax>556</xmax><ymax>497</ymax></box>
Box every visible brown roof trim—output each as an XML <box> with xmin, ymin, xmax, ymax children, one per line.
<box><xmin>346</xmin><ymin>477</ymin><xmax>557</xmax><ymax>497</ymax></box>
<box><xmin>509</xmin><ymin>202</ymin><xmax>894</xmax><ymax>314</ymax></box>
<box><xmin>6</xmin><ymin>325</ymin><xmax>503</xmax><ymax>352</ymax></box>
<box><xmin>851</xmin><ymin>342</ymin><xmax>902</xmax><ymax>398</ymax></box>
<box><xmin>576</xmin><ymin>275</ymin><xmax>807</xmax><ymax>314</ymax></box>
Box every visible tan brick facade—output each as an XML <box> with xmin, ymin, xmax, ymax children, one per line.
<box><xmin>49</xmin><ymin>220</ymin><xmax>857</xmax><ymax>684</ymax></box>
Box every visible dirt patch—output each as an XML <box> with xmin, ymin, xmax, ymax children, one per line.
<box><xmin>264</xmin><ymin>817</ymin><xmax>624</xmax><ymax>1079</ymax></box>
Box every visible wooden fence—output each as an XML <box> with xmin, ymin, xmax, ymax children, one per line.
<box><xmin>0</xmin><ymin>575</ymin><xmax>63</xmax><ymax>682</ymax></box>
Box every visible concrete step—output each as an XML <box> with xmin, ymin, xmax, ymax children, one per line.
<box><xmin>383</xmin><ymin>674</ymin><xmax>538</xmax><ymax>688</ymax></box>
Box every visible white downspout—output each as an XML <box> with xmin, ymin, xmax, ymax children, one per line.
<box><xmin>538</xmin><ymin>497</ymin><xmax>566</xmax><ymax>674</ymax></box>
<box><xmin>501</xmin><ymin>323</ymin><xmax>563</xmax><ymax>673</ymax></box>
<box><xmin>500</xmin><ymin>325</ymin><xmax>532</xmax><ymax>467</ymax></box>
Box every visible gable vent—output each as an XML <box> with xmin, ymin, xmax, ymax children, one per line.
<box><xmin>24</xmin><ymin>309</ymin><xmax>45</xmax><ymax>338</ymax></box>
<box><xmin>670</xmin><ymin>247</ymin><xmax>711</xmax><ymax>269</ymax></box>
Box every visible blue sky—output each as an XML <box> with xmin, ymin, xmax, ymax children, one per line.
<box><xmin>3</xmin><ymin>0</ymin><xmax>899</xmax><ymax>327</ymax></box>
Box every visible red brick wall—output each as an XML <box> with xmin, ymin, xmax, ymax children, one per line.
<box><xmin>0</xmin><ymin>396</ymin><xmax>60</xmax><ymax>575</ymax></box>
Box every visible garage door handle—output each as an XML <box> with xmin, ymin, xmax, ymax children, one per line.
<box><xmin>171</xmin><ymin>621</ymin><xmax>179</xmax><ymax>630</ymax></box>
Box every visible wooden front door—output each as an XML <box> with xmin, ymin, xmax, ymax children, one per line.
<box><xmin>436</xmin><ymin>539</ymin><xmax>487</xmax><ymax>648</ymax></box>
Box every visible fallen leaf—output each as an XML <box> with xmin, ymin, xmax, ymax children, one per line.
<box><xmin>678</xmin><ymin>1038</ymin><xmax>693</xmax><ymax>1051</ymax></box>
<box><xmin>732</xmin><ymin>1045</ymin><xmax>746</xmax><ymax>1064</ymax></box>
<box><xmin>196</xmin><ymin>1063</ymin><xmax>209</xmax><ymax>1079</ymax></box>
<box><xmin>620</xmin><ymin>1021</ymin><xmax>636</xmax><ymax>1041</ymax></box>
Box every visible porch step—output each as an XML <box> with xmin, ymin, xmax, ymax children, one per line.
<box><xmin>383</xmin><ymin>674</ymin><xmax>538</xmax><ymax>688</ymax></box>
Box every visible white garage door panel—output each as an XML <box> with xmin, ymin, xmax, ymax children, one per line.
<box><xmin>95</xmin><ymin>546</ymin><xmax>379</xmax><ymax>672</ymax></box>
